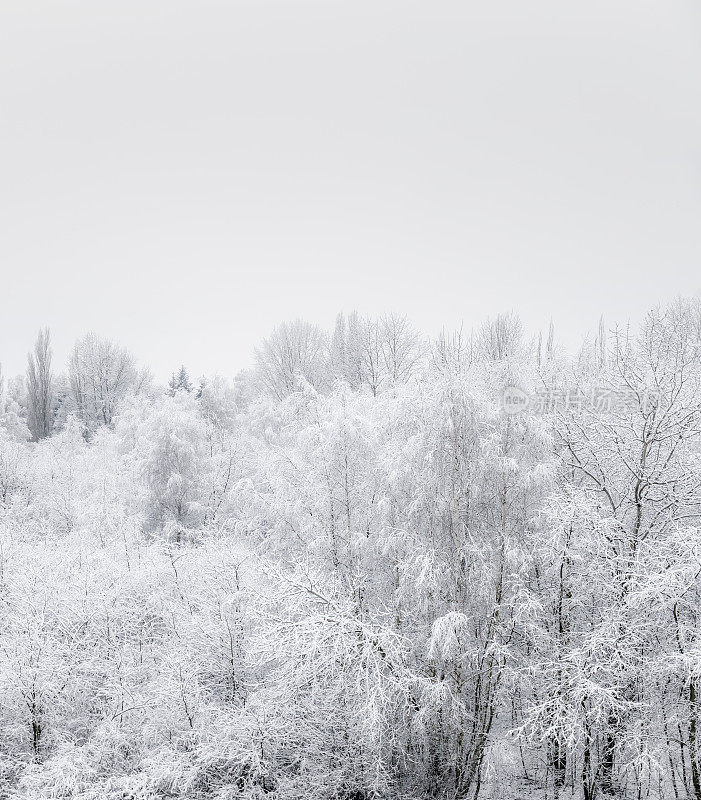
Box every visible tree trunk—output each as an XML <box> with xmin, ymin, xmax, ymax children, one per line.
<box><xmin>689</xmin><ymin>678</ymin><xmax>701</xmax><ymax>800</ymax></box>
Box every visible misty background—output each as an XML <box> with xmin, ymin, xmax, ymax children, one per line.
<box><xmin>1</xmin><ymin>0</ymin><xmax>700</xmax><ymax>380</ymax></box>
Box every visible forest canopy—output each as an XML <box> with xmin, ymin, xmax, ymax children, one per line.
<box><xmin>1</xmin><ymin>301</ymin><xmax>701</xmax><ymax>799</ymax></box>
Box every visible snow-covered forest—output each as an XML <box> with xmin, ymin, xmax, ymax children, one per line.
<box><xmin>2</xmin><ymin>300</ymin><xmax>701</xmax><ymax>800</ymax></box>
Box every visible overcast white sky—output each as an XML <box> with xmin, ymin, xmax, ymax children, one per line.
<box><xmin>1</xmin><ymin>0</ymin><xmax>700</xmax><ymax>381</ymax></box>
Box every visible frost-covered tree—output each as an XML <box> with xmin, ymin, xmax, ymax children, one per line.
<box><xmin>167</xmin><ymin>365</ymin><xmax>193</xmax><ymax>396</ymax></box>
<box><xmin>477</xmin><ymin>312</ymin><xmax>524</xmax><ymax>362</ymax></box>
<box><xmin>516</xmin><ymin>300</ymin><xmax>701</xmax><ymax>800</ymax></box>
<box><xmin>328</xmin><ymin>312</ymin><xmax>424</xmax><ymax>395</ymax></box>
<box><xmin>26</xmin><ymin>327</ymin><xmax>55</xmax><ymax>441</ymax></box>
<box><xmin>68</xmin><ymin>333</ymin><xmax>147</xmax><ymax>432</ymax></box>
<box><xmin>254</xmin><ymin>319</ymin><xmax>328</xmax><ymax>399</ymax></box>
<box><xmin>1</xmin><ymin>299</ymin><xmax>701</xmax><ymax>799</ymax></box>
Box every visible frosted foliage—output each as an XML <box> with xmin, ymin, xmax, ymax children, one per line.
<box><xmin>2</xmin><ymin>302</ymin><xmax>701</xmax><ymax>799</ymax></box>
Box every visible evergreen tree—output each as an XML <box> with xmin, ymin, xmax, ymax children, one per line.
<box><xmin>167</xmin><ymin>365</ymin><xmax>192</xmax><ymax>395</ymax></box>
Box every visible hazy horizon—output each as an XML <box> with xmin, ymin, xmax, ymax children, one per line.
<box><xmin>2</xmin><ymin>0</ymin><xmax>700</xmax><ymax>380</ymax></box>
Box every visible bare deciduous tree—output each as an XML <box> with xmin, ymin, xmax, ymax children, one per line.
<box><xmin>68</xmin><ymin>333</ymin><xmax>143</xmax><ymax>432</ymax></box>
<box><xmin>254</xmin><ymin>319</ymin><xmax>328</xmax><ymax>399</ymax></box>
<box><xmin>477</xmin><ymin>311</ymin><xmax>523</xmax><ymax>361</ymax></box>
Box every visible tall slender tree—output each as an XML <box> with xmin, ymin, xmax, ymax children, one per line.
<box><xmin>26</xmin><ymin>328</ymin><xmax>54</xmax><ymax>441</ymax></box>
